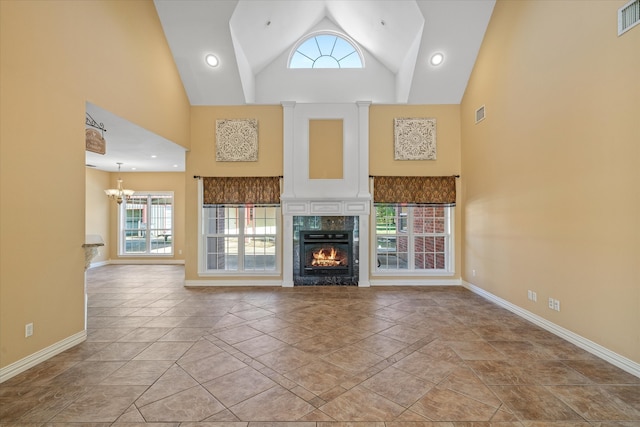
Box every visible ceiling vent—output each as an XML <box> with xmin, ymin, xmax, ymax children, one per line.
<box><xmin>619</xmin><ymin>0</ymin><xmax>640</xmax><ymax>36</ymax></box>
<box><xmin>475</xmin><ymin>105</ymin><xmax>486</xmax><ymax>124</ymax></box>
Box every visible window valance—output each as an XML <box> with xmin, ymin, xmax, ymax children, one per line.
<box><xmin>203</xmin><ymin>176</ymin><xmax>281</xmax><ymax>205</ymax></box>
<box><xmin>372</xmin><ymin>175</ymin><xmax>456</xmax><ymax>205</ymax></box>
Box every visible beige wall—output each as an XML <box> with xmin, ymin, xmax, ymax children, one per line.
<box><xmin>186</xmin><ymin>106</ymin><xmax>284</xmax><ymax>281</ymax></box>
<box><xmin>370</xmin><ymin>105</ymin><xmax>462</xmax><ymax>280</ymax></box>
<box><xmin>0</xmin><ymin>0</ymin><xmax>190</xmax><ymax>369</ymax></box>
<box><xmin>461</xmin><ymin>1</ymin><xmax>640</xmax><ymax>363</ymax></box>
<box><xmin>86</xmin><ymin>168</ymin><xmax>110</xmax><ymax>265</ymax></box>
<box><xmin>107</xmin><ymin>172</ymin><xmax>186</xmax><ymax>261</ymax></box>
<box><xmin>309</xmin><ymin>119</ymin><xmax>344</xmax><ymax>179</ymax></box>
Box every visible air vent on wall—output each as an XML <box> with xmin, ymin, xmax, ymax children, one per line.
<box><xmin>619</xmin><ymin>0</ymin><xmax>640</xmax><ymax>36</ymax></box>
<box><xmin>475</xmin><ymin>105</ymin><xmax>486</xmax><ymax>124</ymax></box>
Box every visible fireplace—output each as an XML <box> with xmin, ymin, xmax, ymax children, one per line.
<box><xmin>292</xmin><ymin>216</ymin><xmax>359</xmax><ymax>286</ymax></box>
<box><xmin>281</xmin><ymin>102</ymin><xmax>372</xmax><ymax>287</ymax></box>
<box><xmin>300</xmin><ymin>230</ymin><xmax>353</xmax><ymax>277</ymax></box>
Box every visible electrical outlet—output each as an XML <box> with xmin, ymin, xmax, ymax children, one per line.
<box><xmin>548</xmin><ymin>298</ymin><xmax>554</xmax><ymax>309</ymax></box>
<box><xmin>553</xmin><ymin>299</ymin><xmax>560</xmax><ymax>311</ymax></box>
<box><xmin>25</xmin><ymin>323</ymin><xmax>33</xmax><ymax>337</ymax></box>
<box><xmin>532</xmin><ymin>291</ymin><xmax>537</xmax><ymax>302</ymax></box>
<box><xmin>528</xmin><ymin>290</ymin><xmax>532</xmax><ymax>300</ymax></box>
<box><xmin>472</xmin><ymin>269</ymin><xmax>476</xmax><ymax>277</ymax></box>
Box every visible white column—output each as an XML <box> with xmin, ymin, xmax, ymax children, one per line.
<box><xmin>356</xmin><ymin>101</ymin><xmax>371</xmax><ymax>287</ymax></box>
<box><xmin>281</xmin><ymin>102</ymin><xmax>296</xmax><ymax>287</ymax></box>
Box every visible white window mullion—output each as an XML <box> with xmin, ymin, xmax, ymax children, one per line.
<box><xmin>407</xmin><ymin>207</ymin><xmax>415</xmax><ymax>270</ymax></box>
<box><xmin>237</xmin><ymin>206</ymin><xmax>245</xmax><ymax>271</ymax></box>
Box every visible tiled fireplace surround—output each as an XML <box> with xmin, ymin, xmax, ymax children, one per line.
<box><xmin>293</xmin><ymin>215</ymin><xmax>359</xmax><ymax>286</ymax></box>
<box><xmin>281</xmin><ymin>102</ymin><xmax>372</xmax><ymax>287</ymax></box>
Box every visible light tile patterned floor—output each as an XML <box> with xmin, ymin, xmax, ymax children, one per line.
<box><xmin>1</xmin><ymin>265</ymin><xmax>639</xmax><ymax>426</ymax></box>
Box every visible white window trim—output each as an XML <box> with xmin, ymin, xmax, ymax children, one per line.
<box><xmin>118</xmin><ymin>191</ymin><xmax>174</xmax><ymax>257</ymax></box>
<box><xmin>372</xmin><ymin>205</ymin><xmax>455</xmax><ymax>277</ymax></box>
<box><xmin>197</xmin><ymin>180</ymin><xmax>281</xmax><ymax>277</ymax></box>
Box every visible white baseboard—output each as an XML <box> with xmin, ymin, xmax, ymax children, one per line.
<box><xmin>0</xmin><ymin>330</ymin><xmax>87</xmax><ymax>383</ymax></box>
<box><xmin>89</xmin><ymin>260</ymin><xmax>109</xmax><ymax>269</ymax></box>
<box><xmin>462</xmin><ymin>280</ymin><xmax>640</xmax><ymax>379</ymax></box>
<box><xmin>370</xmin><ymin>278</ymin><xmax>462</xmax><ymax>286</ymax></box>
<box><xmin>185</xmin><ymin>279</ymin><xmax>282</xmax><ymax>287</ymax></box>
<box><xmin>105</xmin><ymin>259</ymin><xmax>185</xmax><ymax>265</ymax></box>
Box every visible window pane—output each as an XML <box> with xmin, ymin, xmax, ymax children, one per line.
<box><xmin>290</xmin><ymin>52</ymin><xmax>314</xmax><ymax>68</ymax></box>
<box><xmin>296</xmin><ymin>38</ymin><xmax>320</xmax><ymax>59</ymax></box>
<box><xmin>203</xmin><ymin>205</ymin><xmax>278</xmax><ymax>273</ymax></box>
<box><xmin>338</xmin><ymin>52</ymin><xmax>362</xmax><ymax>68</ymax></box>
<box><xmin>121</xmin><ymin>194</ymin><xmax>173</xmax><ymax>256</ymax></box>
<box><xmin>291</xmin><ymin>33</ymin><xmax>362</xmax><ymax>69</ymax></box>
<box><xmin>126</xmin><ymin>229</ymin><xmax>147</xmax><ymax>253</ymax></box>
<box><xmin>315</xmin><ymin>35</ymin><xmax>337</xmax><ymax>56</ymax></box>
<box><xmin>375</xmin><ymin>204</ymin><xmax>453</xmax><ymax>274</ymax></box>
<box><xmin>244</xmin><ymin>236</ymin><xmax>276</xmax><ymax>271</ymax></box>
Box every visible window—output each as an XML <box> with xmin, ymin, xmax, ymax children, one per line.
<box><xmin>289</xmin><ymin>32</ymin><xmax>363</xmax><ymax>69</ymax></box>
<box><xmin>202</xmin><ymin>205</ymin><xmax>279</xmax><ymax>274</ymax></box>
<box><xmin>120</xmin><ymin>193</ymin><xmax>173</xmax><ymax>255</ymax></box>
<box><xmin>375</xmin><ymin>205</ymin><xmax>454</xmax><ymax>274</ymax></box>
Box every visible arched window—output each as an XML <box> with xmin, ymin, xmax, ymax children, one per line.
<box><xmin>289</xmin><ymin>32</ymin><xmax>363</xmax><ymax>69</ymax></box>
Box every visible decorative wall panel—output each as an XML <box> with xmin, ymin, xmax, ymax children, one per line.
<box><xmin>394</xmin><ymin>118</ymin><xmax>436</xmax><ymax>160</ymax></box>
<box><xmin>216</xmin><ymin>119</ymin><xmax>258</xmax><ymax>161</ymax></box>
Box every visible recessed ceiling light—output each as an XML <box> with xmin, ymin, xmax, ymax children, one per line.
<box><xmin>430</xmin><ymin>52</ymin><xmax>444</xmax><ymax>66</ymax></box>
<box><xmin>173</xmin><ymin>164</ymin><xmax>178</xmax><ymax>168</ymax></box>
<box><xmin>151</xmin><ymin>155</ymin><xmax>157</xmax><ymax>158</ymax></box>
<box><xmin>205</xmin><ymin>54</ymin><xmax>219</xmax><ymax>67</ymax></box>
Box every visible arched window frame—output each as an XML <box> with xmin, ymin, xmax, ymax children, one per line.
<box><xmin>288</xmin><ymin>30</ymin><xmax>365</xmax><ymax>69</ymax></box>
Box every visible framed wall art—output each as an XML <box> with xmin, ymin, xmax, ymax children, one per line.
<box><xmin>393</xmin><ymin>117</ymin><xmax>436</xmax><ymax>160</ymax></box>
<box><xmin>216</xmin><ymin>118</ymin><xmax>258</xmax><ymax>162</ymax></box>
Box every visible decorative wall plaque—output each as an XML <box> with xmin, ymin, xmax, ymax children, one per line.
<box><xmin>85</xmin><ymin>128</ymin><xmax>106</xmax><ymax>154</ymax></box>
<box><xmin>393</xmin><ymin>117</ymin><xmax>436</xmax><ymax>160</ymax></box>
<box><xmin>216</xmin><ymin>119</ymin><xmax>258</xmax><ymax>162</ymax></box>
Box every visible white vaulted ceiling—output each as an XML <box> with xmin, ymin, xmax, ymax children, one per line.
<box><xmin>154</xmin><ymin>0</ymin><xmax>495</xmax><ymax>105</ymax></box>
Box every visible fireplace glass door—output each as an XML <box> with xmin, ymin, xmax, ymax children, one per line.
<box><xmin>300</xmin><ymin>231</ymin><xmax>352</xmax><ymax>277</ymax></box>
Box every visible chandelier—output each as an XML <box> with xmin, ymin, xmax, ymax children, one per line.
<box><xmin>105</xmin><ymin>162</ymin><xmax>135</xmax><ymax>204</ymax></box>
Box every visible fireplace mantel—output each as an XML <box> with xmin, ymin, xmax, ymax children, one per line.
<box><xmin>281</xmin><ymin>197</ymin><xmax>370</xmax><ymax>216</ymax></box>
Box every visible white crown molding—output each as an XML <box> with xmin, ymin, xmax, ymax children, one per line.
<box><xmin>0</xmin><ymin>331</ymin><xmax>86</xmax><ymax>384</ymax></box>
<box><xmin>462</xmin><ymin>280</ymin><xmax>640</xmax><ymax>379</ymax></box>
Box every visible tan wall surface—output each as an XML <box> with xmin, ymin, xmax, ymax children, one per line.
<box><xmin>107</xmin><ymin>172</ymin><xmax>186</xmax><ymax>261</ymax></box>
<box><xmin>309</xmin><ymin>119</ymin><xmax>344</xmax><ymax>179</ymax></box>
<box><xmin>461</xmin><ymin>1</ymin><xmax>640</xmax><ymax>363</ymax></box>
<box><xmin>370</xmin><ymin>105</ymin><xmax>462</xmax><ymax>280</ymax></box>
<box><xmin>186</xmin><ymin>106</ymin><xmax>284</xmax><ymax>281</ymax></box>
<box><xmin>0</xmin><ymin>0</ymin><xmax>190</xmax><ymax>369</ymax></box>
<box><xmin>86</xmin><ymin>168</ymin><xmax>110</xmax><ymax>264</ymax></box>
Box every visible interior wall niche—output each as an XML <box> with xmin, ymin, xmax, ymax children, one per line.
<box><xmin>309</xmin><ymin>119</ymin><xmax>343</xmax><ymax>179</ymax></box>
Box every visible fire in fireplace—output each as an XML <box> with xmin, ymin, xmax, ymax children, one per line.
<box><xmin>300</xmin><ymin>230</ymin><xmax>353</xmax><ymax>277</ymax></box>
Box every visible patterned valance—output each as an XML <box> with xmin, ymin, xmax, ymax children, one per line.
<box><xmin>373</xmin><ymin>176</ymin><xmax>456</xmax><ymax>205</ymax></box>
<box><xmin>203</xmin><ymin>177</ymin><xmax>281</xmax><ymax>205</ymax></box>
